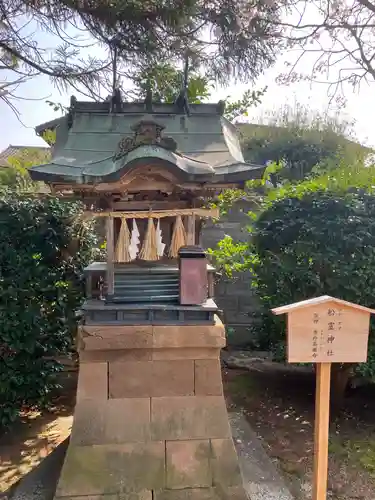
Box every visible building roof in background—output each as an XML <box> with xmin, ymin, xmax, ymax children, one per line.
<box><xmin>0</xmin><ymin>145</ymin><xmax>50</xmax><ymax>167</ymax></box>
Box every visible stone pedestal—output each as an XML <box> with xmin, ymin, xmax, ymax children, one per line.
<box><xmin>55</xmin><ymin>317</ymin><xmax>248</xmax><ymax>500</ymax></box>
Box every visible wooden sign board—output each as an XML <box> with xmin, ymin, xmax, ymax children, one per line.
<box><xmin>272</xmin><ymin>296</ymin><xmax>375</xmax><ymax>500</ymax></box>
<box><xmin>272</xmin><ymin>296</ymin><xmax>373</xmax><ymax>364</ymax></box>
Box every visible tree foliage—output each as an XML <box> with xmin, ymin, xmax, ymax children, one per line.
<box><xmin>3</xmin><ymin>0</ymin><xmax>375</xmax><ymax>113</ymax></box>
<box><xmin>46</xmin><ymin>61</ymin><xmax>268</xmax><ymax>126</ymax></box>
<box><xmin>271</xmin><ymin>0</ymin><xmax>375</xmax><ymax>96</ymax></box>
<box><xmin>0</xmin><ymin>0</ymin><xmax>282</xmax><ymax>114</ymax></box>
<box><xmin>0</xmin><ymin>195</ymin><xmax>99</xmax><ymax>428</ymax></box>
<box><xmin>224</xmin><ymin>87</ymin><xmax>267</xmax><ymax>122</ymax></box>
<box><xmin>0</xmin><ymin>2</ymin><xmax>110</xmax><ymax>116</ymax></box>
<box><xmin>245</xmin><ymin>187</ymin><xmax>375</xmax><ymax>369</ymax></box>
<box><xmin>0</xmin><ymin>146</ymin><xmax>51</xmax><ymax>192</ymax></box>
<box><xmin>74</xmin><ymin>0</ymin><xmax>281</xmax><ymax>83</ymax></box>
<box><xmin>131</xmin><ymin>62</ymin><xmax>268</xmax><ymax>118</ymax></box>
<box><xmin>0</xmin><ymin>131</ymin><xmax>55</xmax><ymax>192</ymax></box>
<box><xmin>211</xmin><ymin>161</ymin><xmax>375</xmax><ymax>404</ymax></box>
<box><xmin>131</xmin><ymin>63</ymin><xmax>212</xmax><ymax>104</ymax></box>
<box><xmin>239</xmin><ymin>104</ymin><xmax>369</xmax><ymax>181</ymax></box>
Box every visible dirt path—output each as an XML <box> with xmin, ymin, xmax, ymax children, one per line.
<box><xmin>2</xmin><ymin>360</ymin><xmax>375</xmax><ymax>500</ymax></box>
<box><xmin>223</xmin><ymin>361</ymin><xmax>375</xmax><ymax>500</ymax></box>
<box><xmin>0</xmin><ymin>387</ymin><xmax>75</xmax><ymax>497</ymax></box>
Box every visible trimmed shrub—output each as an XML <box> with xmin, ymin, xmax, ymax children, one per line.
<box><xmin>0</xmin><ymin>195</ymin><xmax>99</xmax><ymax>428</ymax></box>
<box><xmin>211</xmin><ymin>183</ymin><xmax>375</xmax><ymax>404</ymax></box>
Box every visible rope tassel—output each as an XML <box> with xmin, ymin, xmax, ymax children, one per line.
<box><xmin>168</xmin><ymin>215</ymin><xmax>187</xmax><ymax>258</ymax></box>
<box><xmin>129</xmin><ymin>218</ymin><xmax>140</xmax><ymax>260</ymax></box>
<box><xmin>115</xmin><ymin>217</ymin><xmax>131</xmax><ymax>262</ymax></box>
<box><xmin>156</xmin><ymin>219</ymin><xmax>166</xmax><ymax>258</ymax></box>
<box><xmin>139</xmin><ymin>218</ymin><xmax>158</xmax><ymax>261</ymax></box>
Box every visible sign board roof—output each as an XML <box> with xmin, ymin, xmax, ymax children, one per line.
<box><xmin>272</xmin><ymin>296</ymin><xmax>374</xmax><ymax>364</ymax></box>
<box><xmin>272</xmin><ymin>295</ymin><xmax>375</xmax><ymax>316</ymax></box>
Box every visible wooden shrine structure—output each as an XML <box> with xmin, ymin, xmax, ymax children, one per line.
<box><xmin>29</xmin><ymin>95</ymin><xmax>265</xmax><ymax>500</ymax></box>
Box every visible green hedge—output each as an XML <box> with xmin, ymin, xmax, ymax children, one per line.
<box><xmin>0</xmin><ymin>196</ymin><xmax>99</xmax><ymax>428</ymax></box>
<box><xmin>212</xmin><ymin>186</ymin><xmax>375</xmax><ymax>380</ymax></box>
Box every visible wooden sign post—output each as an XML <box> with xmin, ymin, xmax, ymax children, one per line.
<box><xmin>272</xmin><ymin>296</ymin><xmax>375</xmax><ymax>500</ymax></box>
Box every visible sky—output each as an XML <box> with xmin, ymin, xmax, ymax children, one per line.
<box><xmin>1</xmin><ymin>11</ymin><xmax>375</xmax><ymax>151</ymax></box>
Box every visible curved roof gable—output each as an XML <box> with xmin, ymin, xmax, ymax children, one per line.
<box><xmin>29</xmin><ymin>100</ymin><xmax>265</xmax><ymax>185</ymax></box>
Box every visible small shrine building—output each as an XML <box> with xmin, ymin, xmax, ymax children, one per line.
<box><xmin>29</xmin><ymin>95</ymin><xmax>265</xmax><ymax>500</ymax></box>
<box><xmin>30</xmin><ymin>96</ymin><xmax>264</xmax><ymax>317</ymax></box>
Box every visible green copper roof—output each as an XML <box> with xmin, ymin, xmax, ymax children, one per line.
<box><xmin>29</xmin><ymin>101</ymin><xmax>265</xmax><ymax>185</ymax></box>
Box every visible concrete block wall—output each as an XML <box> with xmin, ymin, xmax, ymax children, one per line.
<box><xmin>201</xmin><ymin>200</ymin><xmax>260</xmax><ymax>347</ymax></box>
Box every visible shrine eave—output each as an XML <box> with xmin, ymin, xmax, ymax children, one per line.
<box><xmin>29</xmin><ymin>146</ymin><xmax>266</xmax><ymax>186</ymax></box>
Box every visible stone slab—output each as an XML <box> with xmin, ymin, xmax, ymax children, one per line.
<box><xmin>154</xmin><ymin>486</ymin><xmax>248</xmax><ymax>500</ymax></box>
<box><xmin>194</xmin><ymin>360</ymin><xmax>223</xmax><ymax>395</ymax></box>
<box><xmin>238</xmin><ymin>296</ymin><xmax>259</xmax><ymax>310</ymax></box>
<box><xmin>152</xmin><ymin>348</ymin><xmax>219</xmax><ymax>361</ymax></box>
<box><xmin>109</xmin><ymin>360</ymin><xmax>194</xmax><ymax>398</ymax></box>
<box><xmin>81</xmin><ymin>325</ymin><xmax>154</xmax><ymax>339</ymax></box>
<box><xmin>153</xmin><ymin>323</ymin><xmax>225</xmax><ymax>349</ymax></box>
<box><xmin>80</xmin><ymin>349</ymin><xmax>153</xmax><ymax>363</ymax></box>
<box><xmin>166</xmin><ymin>440</ymin><xmax>211</xmax><ymax>489</ymax></box>
<box><xmin>151</xmin><ymin>396</ymin><xmax>231</xmax><ymax>440</ymax></box>
<box><xmin>210</xmin><ymin>438</ymin><xmax>243</xmax><ymax>487</ymax></box>
<box><xmin>109</xmin><ymin>360</ymin><xmax>152</xmax><ymax>398</ymax></box>
<box><xmin>216</xmin><ymin>296</ymin><xmax>239</xmax><ymax>310</ymax></box>
<box><xmin>70</xmin><ymin>398</ymin><xmax>151</xmax><ymax>445</ymax></box>
<box><xmin>8</xmin><ymin>409</ymin><xmax>296</xmax><ymax>500</ymax></box>
<box><xmin>151</xmin><ymin>360</ymin><xmax>194</xmax><ymax>397</ymax></box>
<box><xmin>56</xmin><ymin>443</ymin><xmax>165</xmax><ymax>496</ymax></box>
<box><xmin>80</xmin><ymin>325</ymin><xmax>153</xmax><ymax>350</ymax></box>
<box><xmin>79</xmin><ymin>323</ymin><xmax>226</xmax><ymax>351</ymax></box>
<box><xmin>55</xmin><ymin>493</ymin><xmax>152</xmax><ymax>500</ymax></box>
<box><xmin>76</xmin><ymin>362</ymin><xmax>108</xmax><ymax>400</ymax></box>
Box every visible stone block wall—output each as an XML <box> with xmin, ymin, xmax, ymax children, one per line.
<box><xmin>55</xmin><ymin>320</ymin><xmax>248</xmax><ymax>500</ymax></box>
<box><xmin>201</xmin><ymin>200</ymin><xmax>260</xmax><ymax>347</ymax></box>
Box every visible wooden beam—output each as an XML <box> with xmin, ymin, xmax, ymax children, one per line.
<box><xmin>86</xmin><ymin>207</ymin><xmax>219</xmax><ymax>219</ymax></box>
<box><xmin>112</xmin><ymin>200</ymin><xmax>189</xmax><ymax>211</ymax></box>
<box><xmin>50</xmin><ymin>182</ymin><xmax>243</xmax><ymax>193</ymax></box>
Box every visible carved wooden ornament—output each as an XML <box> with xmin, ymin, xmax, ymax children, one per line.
<box><xmin>114</xmin><ymin>120</ymin><xmax>177</xmax><ymax>159</ymax></box>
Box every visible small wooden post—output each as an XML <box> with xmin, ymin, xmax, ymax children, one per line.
<box><xmin>187</xmin><ymin>214</ymin><xmax>196</xmax><ymax>245</ymax></box>
<box><xmin>272</xmin><ymin>296</ymin><xmax>374</xmax><ymax>500</ymax></box>
<box><xmin>313</xmin><ymin>363</ymin><xmax>331</xmax><ymax>500</ymax></box>
<box><xmin>106</xmin><ymin>215</ymin><xmax>114</xmax><ymax>297</ymax></box>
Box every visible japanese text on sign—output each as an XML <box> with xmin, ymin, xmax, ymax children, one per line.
<box><xmin>310</xmin><ymin>308</ymin><xmax>343</xmax><ymax>360</ymax></box>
